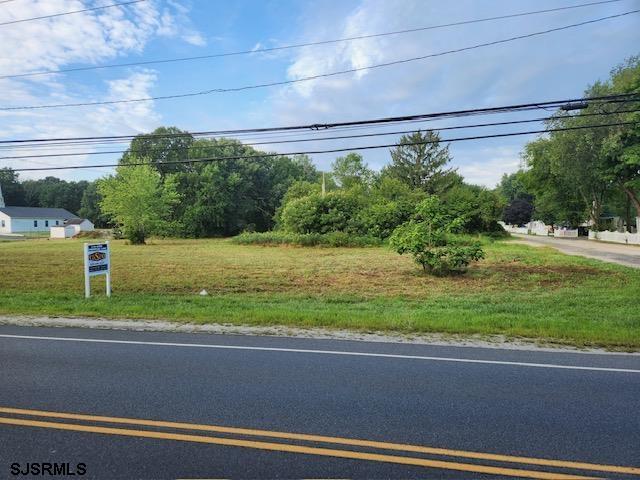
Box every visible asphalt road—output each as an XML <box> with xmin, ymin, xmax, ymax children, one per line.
<box><xmin>1</xmin><ymin>325</ymin><xmax>639</xmax><ymax>479</ymax></box>
<box><xmin>512</xmin><ymin>234</ymin><xmax>640</xmax><ymax>268</ymax></box>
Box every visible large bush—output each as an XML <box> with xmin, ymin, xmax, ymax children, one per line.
<box><xmin>442</xmin><ymin>184</ymin><xmax>504</xmax><ymax>233</ymax></box>
<box><xmin>389</xmin><ymin>196</ymin><xmax>484</xmax><ymax>274</ymax></box>
<box><xmin>358</xmin><ymin>200</ymin><xmax>414</xmax><ymax>239</ymax></box>
<box><xmin>280</xmin><ymin>191</ymin><xmax>362</xmax><ymax>234</ymax></box>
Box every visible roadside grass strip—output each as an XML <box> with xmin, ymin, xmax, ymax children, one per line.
<box><xmin>2</xmin><ymin>407</ymin><xmax>640</xmax><ymax>479</ymax></box>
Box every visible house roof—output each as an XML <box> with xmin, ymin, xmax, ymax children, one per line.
<box><xmin>0</xmin><ymin>206</ymin><xmax>77</xmax><ymax>219</ymax></box>
<box><xmin>64</xmin><ymin>218</ymin><xmax>90</xmax><ymax>225</ymax></box>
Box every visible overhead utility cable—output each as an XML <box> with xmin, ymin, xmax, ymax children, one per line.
<box><xmin>0</xmin><ymin>0</ymin><xmax>146</xmax><ymax>27</ymax></box>
<box><xmin>9</xmin><ymin>121</ymin><xmax>637</xmax><ymax>172</ymax></box>
<box><xmin>2</xmin><ymin>108</ymin><xmax>638</xmax><ymax>160</ymax></box>
<box><xmin>1</xmin><ymin>93</ymin><xmax>636</xmax><ymax>144</ymax></box>
<box><xmin>2</xmin><ymin>10</ymin><xmax>637</xmax><ymax>111</ymax></box>
<box><xmin>0</xmin><ymin>0</ymin><xmax>623</xmax><ymax>79</ymax></box>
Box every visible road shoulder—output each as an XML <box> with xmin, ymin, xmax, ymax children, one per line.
<box><xmin>2</xmin><ymin>314</ymin><xmax>638</xmax><ymax>355</ymax></box>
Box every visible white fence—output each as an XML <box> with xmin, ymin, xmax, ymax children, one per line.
<box><xmin>553</xmin><ymin>229</ymin><xmax>578</xmax><ymax>238</ymax></box>
<box><xmin>502</xmin><ymin>225</ymin><xmax>529</xmax><ymax>234</ymax></box>
<box><xmin>531</xmin><ymin>226</ymin><xmax>550</xmax><ymax>236</ymax></box>
<box><xmin>589</xmin><ymin>230</ymin><xmax>640</xmax><ymax>245</ymax></box>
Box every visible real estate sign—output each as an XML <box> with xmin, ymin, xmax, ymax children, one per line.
<box><xmin>84</xmin><ymin>242</ymin><xmax>111</xmax><ymax>298</ymax></box>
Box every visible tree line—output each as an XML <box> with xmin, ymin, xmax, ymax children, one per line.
<box><xmin>94</xmin><ymin>127</ymin><xmax>504</xmax><ymax>245</ymax></box>
<box><xmin>0</xmin><ymin>170</ymin><xmax>103</xmax><ymax>224</ymax></box>
<box><xmin>2</xmin><ymin>55</ymin><xmax>637</xmax><ymax>244</ymax></box>
<box><xmin>499</xmin><ymin>55</ymin><xmax>639</xmax><ymax>230</ymax></box>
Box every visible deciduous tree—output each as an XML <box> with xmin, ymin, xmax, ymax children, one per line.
<box><xmin>98</xmin><ymin>160</ymin><xmax>180</xmax><ymax>244</ymax></box>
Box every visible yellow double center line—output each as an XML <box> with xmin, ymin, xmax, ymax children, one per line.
<box><xmin>1</xmin><ymin>407</ymin><xmax>638</xmax><ymax>479</ymax></box>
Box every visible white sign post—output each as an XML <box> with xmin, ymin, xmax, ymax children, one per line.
<box><xmin>84</xmin><ymin>242</ymin><xmax>111</xmax><ymax>298</ymax></box>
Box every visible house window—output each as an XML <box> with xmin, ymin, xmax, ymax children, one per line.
<box><xmin>34</xmin><ymin>220</ymin><xmax>38</xmax><ymax>227</ymax></box>
<box><xmin>55</xmin><ymin>220</ymin><xmax>59</xmax><ymax>226</ymax></box>
<box><xmin>45</xmin><ymin>220</ymin><xmax>49</xmax><ymax>227</ymax></box>
<box><xmin>1</xmin><ymin>220</ymin><xmax>4</xmax><ymax>228</ymax></box>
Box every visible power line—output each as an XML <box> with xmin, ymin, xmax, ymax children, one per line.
<box><xmin>9</xmin><ymin>121</ymin><xmax>637</xmax><ymax>172</ymax></box>
<box><xmin>0</xmin><ymin>0</ymin><xmax>624</xmax><ymax>80</ymax></box>
<box><xmin>2</xmin><ymin>10</ymin><xmax>638</xmax><ymax>111</ymax></box>
<box><xmin>3</xmin><ymin>108</ymin><xmax>638</xmax><ymax>160</ymax></box>
<box><xmin>1</xmin><ymin>93</ymin><xmax>636</xmax><ymax>145</ymax></box>
<box><xmin>0</xmin><ymin>0</ymin><xmax>146</xmax><ymax>27</ymax></box>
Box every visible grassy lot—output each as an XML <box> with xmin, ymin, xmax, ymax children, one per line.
<box><xmin>0</xmin><ymin>237</ymin><xmax>638</xmax><ymax>349</ymax></box>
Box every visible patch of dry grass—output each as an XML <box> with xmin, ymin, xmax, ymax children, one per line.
<box><xmin>0</xmin><ymin>238</ymin><xmax>625</xmax><ymax>297</ymax></box>
<box><xmin>1</xmin><ymin>237</ymin><xmax>638</xmax><ymax>348</ymax></box>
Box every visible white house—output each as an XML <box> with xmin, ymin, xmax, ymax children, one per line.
<box><xmin>0</xmin><ymin>206</ymin><xmax>79</xmax><ymax>234</ymax></box>
<box><xmin>50</xmin><ymin>218</ymin><xmax>95</xmax><ymax>239</ymax></box>
<box><xmin>65</xmin><ymin>218</ymin><xmax>94</xmax><ymax>233</ymax></box>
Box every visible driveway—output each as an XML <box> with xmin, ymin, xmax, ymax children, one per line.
<box><xmin>512</xmin><ymin>234</ymin><xmax>640</xmax><ymax>268</ymax></box>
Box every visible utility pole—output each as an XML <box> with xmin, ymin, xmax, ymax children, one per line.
<box><xmin>321</xmin><ymin>172</ymin><xmax>326</xmax><ymax>197</ymax></box>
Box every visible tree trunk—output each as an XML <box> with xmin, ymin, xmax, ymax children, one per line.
<box><xmin>589</xmin><ymin>199</ymin><xmax>603</xmax><ymax>232</ymax></box>
<box><xmin>620</xmin><ymin>183</ymin><xmax>640</xmax><ymax>217</ymax></box>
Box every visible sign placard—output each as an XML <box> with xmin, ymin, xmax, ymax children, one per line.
<box><xmin>84</xmin><ymin>242</ymin><xmax>111</xmax><ymax>298</ymax></box>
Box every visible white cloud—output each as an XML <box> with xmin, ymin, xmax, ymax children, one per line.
<box><xmin>254</xmin><ymin>0</ymin><xmax>637</xmax><ymax>184</ymax></box>
<box><xmin>0</xmin><ymin>0</ymin><xmax>204</xmax><ymax>180</ymax></box>
<box><xmin>457</xmin><ymin>146</ymin><xmax>523</xmax><ymax>187</ymax></box>
<box><xmin>182</xmin><ymin>31</ymin><xmax>207</xmax><ymax>47</ymax></box>
<box><xmin>1</xmin><ymin>70</ymin><xmax>160</xmax><ymax>181</ymax></box>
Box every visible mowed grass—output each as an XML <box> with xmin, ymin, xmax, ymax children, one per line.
<box><xmin>0</xmin><ymin>238</ymin><xmax>638</xmax><ymax>349</ymax></box>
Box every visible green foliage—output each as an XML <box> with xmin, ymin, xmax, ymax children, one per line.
<box><xmin>0</xmin><ymin>168</ymin><xmax>25</xmax><ymax>206</ymax></box>
<box><xmin>358</xmin><ymin>200</ymin><xmax>415</xmax><ymax>239</ymax></box>
<box><xmin>98</xmin><ymin>160</ymin><xmax>181</xmax><ymax>244</ymax></box>
<box><xmin>78</xmin><ymin>182</ymin><xmax>109</xmax><ymax>227</ymax></box>
<box><xmin>502</xmin><ymin>198</ymin><xmax>534</xmax><ymax>226</ymax></box>
<box><xmin>331</xmin><ymin>152</ymin><xmax>375</xmax><ymax>189</ymax></box>
<box><xmin>521</xmin><ymin>139</ymin><xmax>586</xmax><ymax>226</ymax></box>
<box><xmin>273</xmin><ymin>180</ymin><xmax>321</xmax><ymax>227</ymax></box>
<box><xmin>522</xmin><ymin>55</ymin><xmax>640</xmax><ymax>229</ymax></box>
<box><xmin>20</xmin><ymin>176</ymin><xmax>89</xmax><ymax>214</ymax></box>
<box><xmin>389</xmin><ymin>196</ymin><xmax>484</xmax><ymax>274</ymax></box>
<box><xmin>277</xmin><ymin>172</ymin><xmax>502</xmax><ymax>240</ymax></box>
<box><xmin>121</xmin><ymin>126</ymin><xmax>195</xmax><ymax>175</ymax></box>
<box><xmin>497</xmin><ymin>171</ymin><xmax>532</xmax><ymax>203</ymax></box>
<box><xmin>372</xmin><ymin>176</ymin><xmax>419</xmax><ymax>201</ymax></box>
<box><xmin>280</xmin><ymin>190</ymin><xmax>363</xmax><ymax>234</ymax></box>
<box><xmin>232</xmin><ymin>231</ymin><xmax>382</xmax><ymax>247</ymax></box>
<box><xmin>441</xmin><ymin>184</ymin><xmax>505</xmax><ymax>233</ymax></box>
<box><xmin>173</xmin><ymin>139</ymin><xmax>318</xmax><ymax>237</ymax></box>
<box><xmin>382</xmin><ymin>130</ymin><xmax>461</xmax><ymax>194</ymax></box>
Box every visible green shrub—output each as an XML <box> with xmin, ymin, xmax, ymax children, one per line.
<box><xmin>232</xmin><ymin>231</ymin><xmax>381</xmax><ymax>247</ymax></box>
<box><xmin>357</xmin><ymin>200</ymin><xmax>414</xmax><ymax>239</ymax></box>
<box><xmin>389</xmin><ymin>196</ymin><xmax>484</xmax><ymax>274</ymax></box>
<box><xmin>280</xmin><ymin>191</ymin><xmax>363</xmax><ymax>234</ymax></box>
<box><xmin>442</xmin><ymin>184</ymin><xmax>505</xmax><ymax>233</ymax></box>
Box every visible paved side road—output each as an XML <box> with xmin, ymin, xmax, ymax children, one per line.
<box><xmin>0</xmin><ymin>325</ymin><xmax>639</xmax><ymax>479</ymax></box>
<box><xmin>512</xmin><ymin>234</ymin><xmax>640</xmax><ymax>268</ymax></box>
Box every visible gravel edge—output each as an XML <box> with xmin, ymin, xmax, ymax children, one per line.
<box><xmin>1</xmin><ymin>315</ymin><xmax>638</xmax><ymax>355</ymax></box>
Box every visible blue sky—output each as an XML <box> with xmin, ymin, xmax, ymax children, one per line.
<box><xmin>0</xmin><ymin>0</ymin><xmax>638</xmax><ymax>185</ymax></box>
